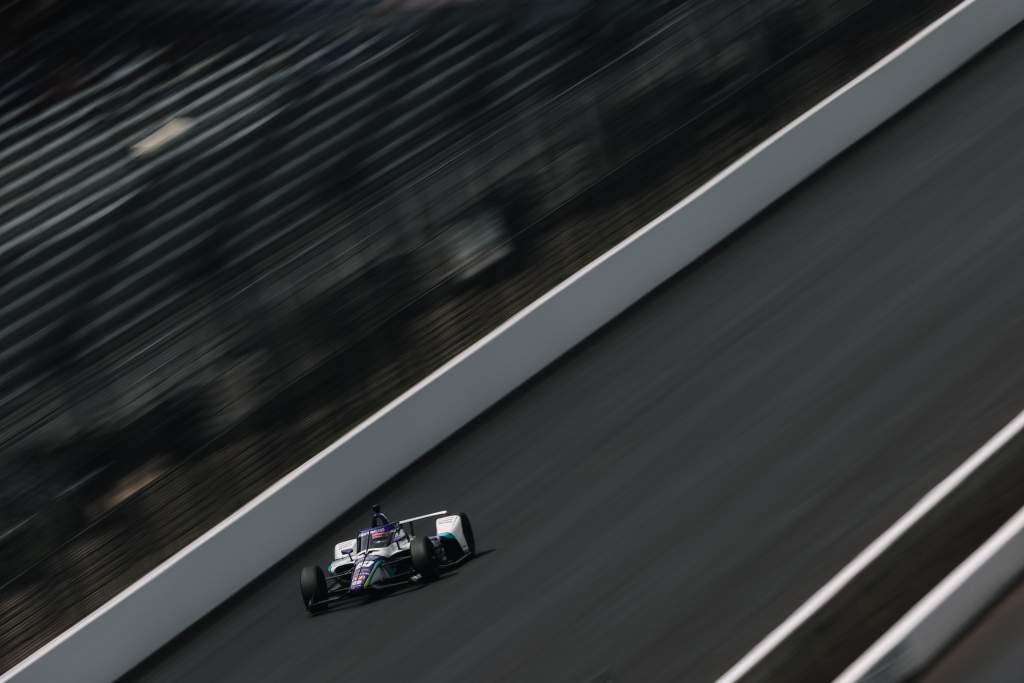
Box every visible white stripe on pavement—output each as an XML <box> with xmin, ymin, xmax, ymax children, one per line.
<box><xmin>716</xmin><ymin>405</ymin><xmax>1024</xmax><ymax>683</ymax></box>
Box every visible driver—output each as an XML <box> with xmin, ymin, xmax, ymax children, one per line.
<box><xmin>370</xmin><ymin>504</ymin><xmax>389</xmax><ymax>527</ymax></box>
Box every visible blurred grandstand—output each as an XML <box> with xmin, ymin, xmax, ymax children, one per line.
<box><xmin>0</xmin><ymin>0</ymin><xmax>957</xmax><ymax>671</ymax></box>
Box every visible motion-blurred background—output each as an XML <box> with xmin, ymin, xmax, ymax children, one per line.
<box><xmin>0</xmin><ymin>0</ymin><xmax>956</xmax><ymax>673</ymax></box>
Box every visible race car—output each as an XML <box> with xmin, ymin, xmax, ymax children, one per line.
<box><xmin>299</xmin><ymin>505</ymin><xmax>476</xmax><ymax>613</ymax></box>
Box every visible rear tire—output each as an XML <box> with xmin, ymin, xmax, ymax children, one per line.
<box><xmin>458</xmin><ymin>512</ymin><xmax>476</xmax><ymax>557</ymax></box>
<box><xmin>411</xmin><ymin>536</ymin><xmax>440</xmax><ymax>582</ymax></box>
<box><xmin>300</xmin><ymin>566</ymin><xmax>327</xmax><ymax>613</ymax></box>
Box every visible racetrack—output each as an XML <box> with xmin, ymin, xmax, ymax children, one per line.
<box><xmin>124</xmin><ymin>24</ymin><xmax>1024</xmax><ymax>683</ymax></box>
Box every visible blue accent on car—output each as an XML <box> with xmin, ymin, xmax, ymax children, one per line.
<box><xmin>350</xmin><ymin>555</ymin><xmax>382</xmax><ymax>592</ymax></box>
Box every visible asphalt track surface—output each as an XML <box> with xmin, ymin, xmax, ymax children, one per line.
<box><xmin>126</xmin><ymin>26</ymin><xmax>1024</xmax><ymax>683</ymax></box>
<box><xmin>920</xmin><ymin>577</ymin><xmax>1024</xmax><ymax>683</ymax></box>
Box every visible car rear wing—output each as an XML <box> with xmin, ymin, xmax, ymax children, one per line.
<box><xmin>398</xmin><ymin>510</ymin><xmax>448</xmax><ymax>536</ymax></box>
<box><xmin>398</xmin><ymin>510</ymin><xmax>448</xmax><ymax>525</ymax></box>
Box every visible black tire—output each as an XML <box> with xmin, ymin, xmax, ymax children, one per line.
<box><xmin>411</xmin><ymin>536</ymin><xmax>440</xmax><ymax>582</ymax></box>
<box><xmin>459</xmin><ymin>512</ymin><xmax>476</xmax><ymax>557</ymax></box>
<box><xmin>300</xmin><ymin>566</ymin><xmax>327</xmax><ymax>613</ymax></box>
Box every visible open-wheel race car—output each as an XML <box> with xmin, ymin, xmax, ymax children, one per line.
<box><xmin>299</xmin><ymin>505</ymin><xmax>475</xmax><ymax>613</ymax></box>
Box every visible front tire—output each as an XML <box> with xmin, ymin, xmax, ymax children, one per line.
<box><xmin>300</xmin><ymin>566</ymin><xmax>327</xmax><ymax>613</ymax></box>
<box><xmin>411</xmin><ymin>536</ymin><xmax>440</xmax><ymax>582</ymax></box>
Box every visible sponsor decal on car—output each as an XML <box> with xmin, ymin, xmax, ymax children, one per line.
<box><xmin>350</xmin><ymin>555</ymin><xmax>382</xmax><ymax>590</ymax></box>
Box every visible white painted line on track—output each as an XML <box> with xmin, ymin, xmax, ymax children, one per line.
<box><xmin>716</xmin><ymin>406</ymin><xmax>1024</xmax><ymax>683</ymax></box>
<box><xmin>835</xmin><ymin>503</ymin><xmax>1024</xmax><ymax>682</ymax></box>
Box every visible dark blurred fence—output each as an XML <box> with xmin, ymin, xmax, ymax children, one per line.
<box><xmin>0</xmin><ymin>0</ymin><xmax>959</xmax><ymax>671</ymax></box>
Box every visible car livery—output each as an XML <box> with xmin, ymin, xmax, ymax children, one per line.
<box><xmin>299</xmin><ymin>509</ymin><xmax>476</xmax><ymax>613</ymax></box>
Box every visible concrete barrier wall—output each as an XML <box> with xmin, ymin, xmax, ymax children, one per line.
<box><xmin>5</xmin><ymin>1</ymin><xmax>1022</xmax><ymax>681</ymax></box>
<box><xmin>836</xmin><ymin>504</ymin><xmax>1024</xmax><ymax>682</ymax></box>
